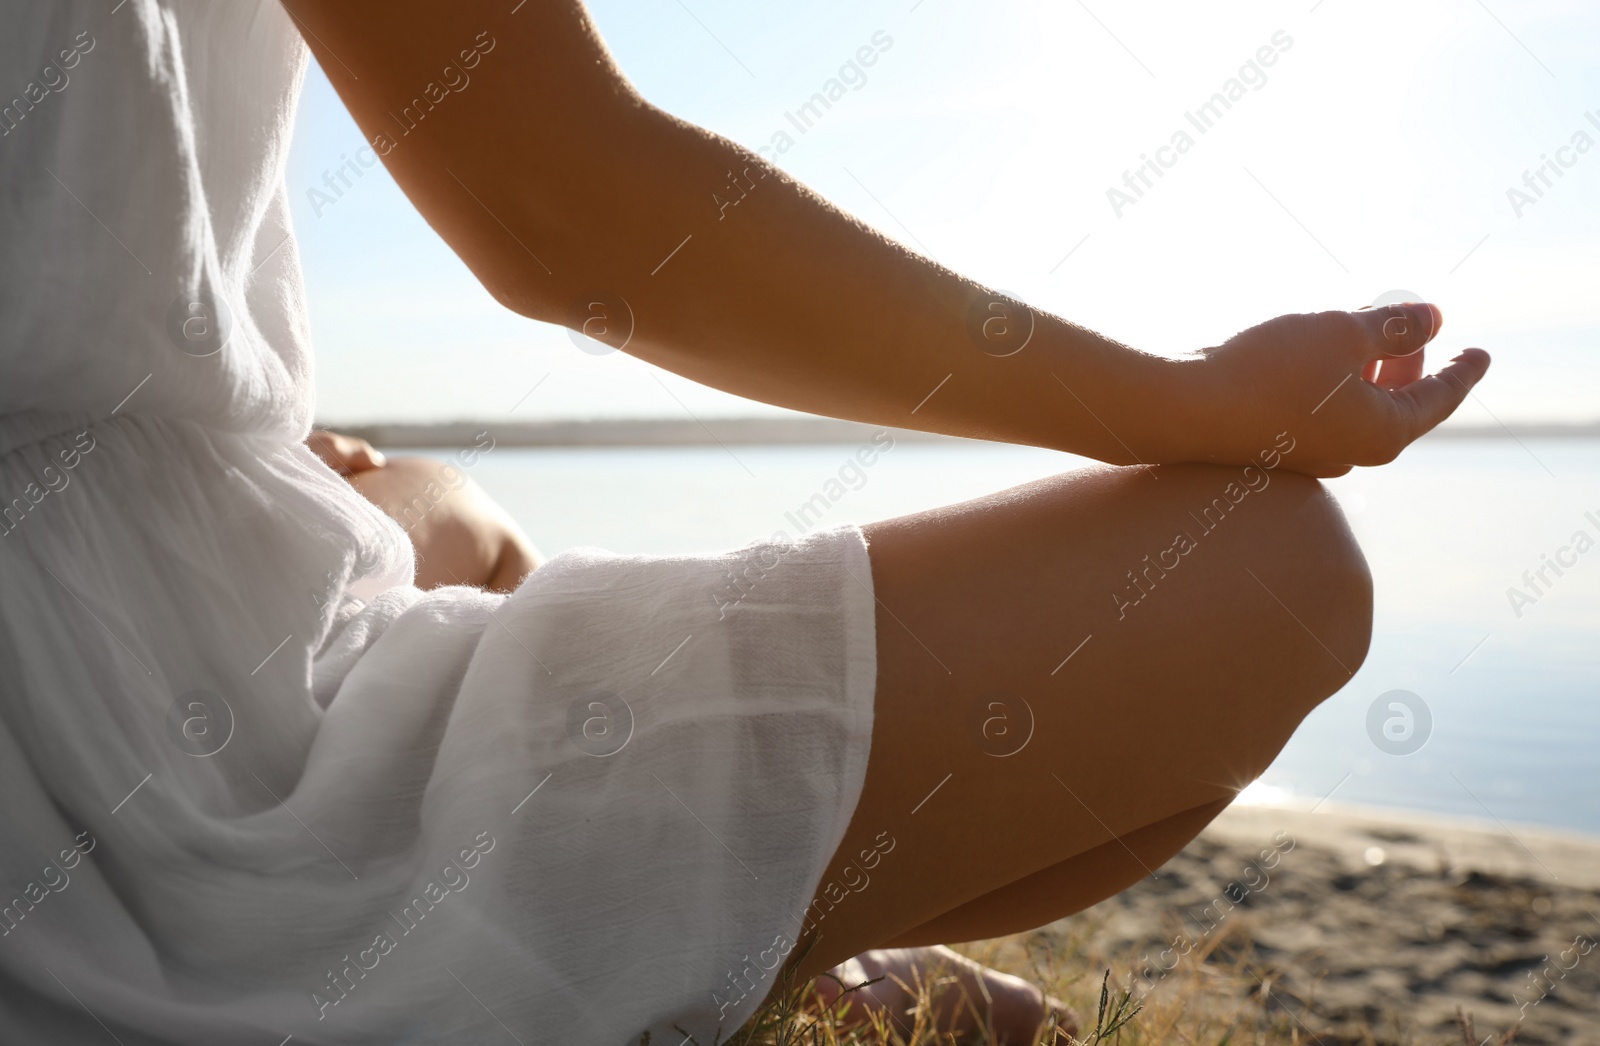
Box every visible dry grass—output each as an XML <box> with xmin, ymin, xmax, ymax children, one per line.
<box><xmin>706</xmin><ymin>912</ymin><xmax>1523</xmax><ymax>1046</ymax></box>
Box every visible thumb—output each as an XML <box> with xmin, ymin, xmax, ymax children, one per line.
<box><xmin>1394</xmin><ymin>348</ymin><xmax>1490</xmax><ymax>438</ymax></box>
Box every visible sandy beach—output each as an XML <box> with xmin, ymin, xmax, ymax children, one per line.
<box><xmin>966</xmin><ymin>802</ymin><xmax>1600</xmax><ymax>1044</ymax></box>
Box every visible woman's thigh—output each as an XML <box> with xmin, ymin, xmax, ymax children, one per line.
<box><xmin>788</xmin><ymin>461</ymin><xmax>1372</xmax><ymax>980</ymax></box>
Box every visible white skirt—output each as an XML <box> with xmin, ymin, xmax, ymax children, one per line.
<box><xmin>0</xmin><ymin>411</ymin><xmax>878</xmax><ymax>1044</ymax></box>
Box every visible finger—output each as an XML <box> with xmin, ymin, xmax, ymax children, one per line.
<box><xmin>343</xmin><ymin>438</ymin><xmax>387</xmax><ymax>472</ymax></box>
<box><xmin>1393</xmin><ymin>348</ymin><xmax>1490</xmax><ymax>438</ymax></box>
<box><xmin>307</xmin><ymin>430</ymin><xmax>386</xmax><ymax>474</ymax></box>
<box><xmin>307</xmin><ymin>430</ymin><xmax>348</xmax><ymax>473</ymax></box>
<box><xmin>1372</xmin><ymin>346</ymin><xmax>1426</xmax><ymax>390</ymax></box>
<box><xmin>1353</xmin><ymin>302</ymin><xmax>1441</xmax><ymax>359</ymax></box>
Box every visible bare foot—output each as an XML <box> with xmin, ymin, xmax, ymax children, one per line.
<box><xmin>809</xmin><ymin>946</ymin><xmax>1075</xmax><ymax>1044</ymax></box>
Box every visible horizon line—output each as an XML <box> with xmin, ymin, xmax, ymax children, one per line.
<box><xmin>314</xmin><ymin>415</ymin><xmax>1600</xmax><ymax>449</ymax></box>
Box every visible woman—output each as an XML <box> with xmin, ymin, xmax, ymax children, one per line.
<box><xmin>0</xmin><ymin>1</ymin><xmax>1487</xmax><ymax>1044</ymax></box>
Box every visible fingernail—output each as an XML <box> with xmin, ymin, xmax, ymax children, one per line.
<box><xmin>371</xmin><ymin>450</ymin><xmax>387</xmax><ymax>467</ymax></box>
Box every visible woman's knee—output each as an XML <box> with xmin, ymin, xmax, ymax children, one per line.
<box><xmin>1000</xmin><ymin>461</ymin><xmax>1372</xmax><ymax>671</ymax></box>
<box><xmin>1094</xmin><ymin>462</ymin><xmax>1372</xmax><ymax>788</ymax></box>
<box><xmin>1115</xmin><ymin>461</ymin><xmax>1371</xmax><ymax>694</ymax></box>
<box><xmin>1261</xmin><ymin>469</ymin><xmax>1371</xmax><ymax>656</ymax></box>
<box><xmin>1207</xmin><ymin>464</ymin><xmax>1373</xmax><ymax>702</ymax></box>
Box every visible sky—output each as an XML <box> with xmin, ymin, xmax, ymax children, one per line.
<box><xmin>284</xmin><ymin>0</ymin><xmax>1600</xmax><ymax>427</ymax></box>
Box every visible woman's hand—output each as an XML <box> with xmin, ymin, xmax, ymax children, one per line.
<box><xmin>306</xmin><ymin>430</ymin><xmax>541</xmax><ymax>593</ymax></box>
<box><xmin>1173</xmin><ymin>302</ymin><xmax>1491</xmax><ymax>477</ymax></box>
<box><xmin>307</xmin><ymin>429</ymin><xmax>386</xmax><ymax>476</ymax></box>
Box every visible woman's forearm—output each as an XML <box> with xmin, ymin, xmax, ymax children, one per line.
<box><xmin>292</xmin><ymin>1</ymin><xmax>1189</xmax><ymax>465</ymax></box>
<box><xmin>525</xmin><ymin>101</ymin><xmax>1189</xmax><ymax>462</ymax></box>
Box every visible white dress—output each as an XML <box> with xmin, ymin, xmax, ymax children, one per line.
<box><xmin>0</xmin><ymin>3</ymin><xmax>878</xmax><ymax>1043</ymax></box>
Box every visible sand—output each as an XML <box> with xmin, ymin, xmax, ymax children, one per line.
<box><xmin>999</xmin><ymin>802</ymin><xmax>1600</xmax><ymax>1045</ymax></box>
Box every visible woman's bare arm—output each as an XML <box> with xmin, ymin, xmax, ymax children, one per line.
<box><xmin>283</xmin><ymin>0</ymin><xmax>1488</xmax><ymax>476</ymax></box>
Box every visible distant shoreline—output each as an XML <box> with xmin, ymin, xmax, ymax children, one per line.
<box><xmin>316</xmin><ymin>416</ymin><xmax>1600</xmax><ymax>449</ymax></box>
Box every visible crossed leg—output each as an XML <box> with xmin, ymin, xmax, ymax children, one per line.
<box><xmin>788</xmin><ymin>461</ymin><xmax>1373</xmax><ymax>1016</ymax></box>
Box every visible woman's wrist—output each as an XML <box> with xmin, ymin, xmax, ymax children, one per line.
<box><xmin>1134</xmin><ymin>353</ymin><xmax>1216</xmax><ymax>466</ymax></box>
<box><xmin>1025</xmin><ymin>329</ymin><xmax>1207</xmax><ymax>468</ymax></box>
<box><xmin>1127</xmin><ymin>349</ymin><xmax>1286</xmax><ymax>470</ymax></box>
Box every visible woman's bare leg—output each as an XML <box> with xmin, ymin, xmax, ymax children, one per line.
<box><xmin>809</xmin><ymin>806</ymin><xmax>1228</xmax><ymax>1041</ymax></box>
<box><xmin>884</xmin><ymin>798</ymin><xmax>1229</xmax><ymax>948</ymax></box>
<box><xmin>790</xmin><ymin>461</ymin><xmax>1372</xmax><ymax>983</ymax></box>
